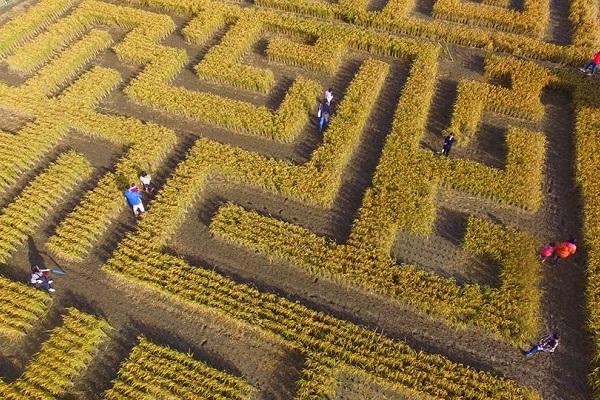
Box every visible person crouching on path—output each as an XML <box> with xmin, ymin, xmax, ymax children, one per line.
<box><xmin>30</xmin><ymin>265</ymin><xmax>55</xmax><ymax>292</ymax></box>
<box><xmin>539</xmin><ymin>242</ymin><xmax>556</xmax><ymax>263</ymax></box>
<box><xmin>524</xmin><ymin>333</ymin><xmax>560</xmax><ymax>357</ymax></box>
<box><xmin>580</xmin><ymin>51</ymin><xmax>600</xmax><ymax>76</ymax></box>
<box><xmin>553</xmin><ymin>239</ymin><xmax>577</xmax><ymax>264</ymax></box>
<box><xmin>124</xmin><ymin>185</ymin><xmax>145</xmax><ymax>217</ymax></box>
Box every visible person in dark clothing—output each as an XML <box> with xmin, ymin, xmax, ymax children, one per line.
<box><xmin>524</xmin><ymin>333</ymin><xmax>560</xmax><ymax>356</ymax></box>
<box><xmin>319</xmin><ymin>101</ymin><xmax>331</xmax><ymax>133</ymax></box>
<box><xmin>441</xmin><ymin>133</ymin><xmax>455</xmax><ymax>157</ymax></box>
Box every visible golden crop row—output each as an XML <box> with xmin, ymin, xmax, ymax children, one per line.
<box><xmin>0</xmin><ymin>121</ymin><xmax>63</xmax><ymax>192</ymax></box>
<box><xmin>441</xmin><ymin>127</ymin><xmax>546</xmax><ymax>210</ymax></box>
<box><xmin>0</xmin><ymin>0</ymin><xmax>75</xmax><ymax>58</ymax></box>
<box><xmin>569</xmin><ymin>0</ymin><xmax>600</xmax><ymax>49</ymax></box>
<box><xmin>5</xmin><ymin>0</ymin><xmax>175</xmax><ymax>73</ymax></box>
<box><xmin>482</xmin><ymin>54</ymin><xmax>549</xmax><ymax>120</ymax></box>
<box><xmin>0</xmin><ymin>275</ymin><xmax>51</xmax><ymax>341</ymax></box>
<box><xmin>432</xmin><ymin>0</ymin><xmax>548</xmax><ymax>38</ymax></box>
<box><xmin>210</xmin><ymin>202</ymin><xmax>541</xmax><ymax>342</ymax></box>
<box><xmin>447</xmin><ymin>54</ymin><xmax>550</xmax><ymax>146</ymax></box>
<box><xmin>194</xmin><ymin>14</ymin><xmax>275</xmax><ymax>93</ymax></box>
<box><xmin>462</xmin><ymin>217</ymin><xmax>541</xmax><ymax>340</ymax></box>
<box><xmin>263</xmin><ymin>14</ymin><xmax>348</xmax><ymax>75</ymax></box>
<box><xmin>181</xmin><ymin>5</ymin><xmax>226</xmax><ymax>45</ymax></box>
<box><xmin>105</xmin><ymin>337</ymin><xmax>257</xmax><ymax>399</ymax></box>
<box><xmin>1</xmin><ymin>308</ymin><xmax>110</xmax><ymax>399</ymax></box>
<box><xmin>0</xmin><ymin>151</ymin><xmax>92</xmax><ymax>263</ymax></box>
<box><xmin>23</xmin><ymin>29</ymin><xmax>113</xmax><ymax>96</ymax></box>
<box><xmin>103</xmin><ymin>238</ymin><xmax>538</xmax><ymax>397</ymax></box>
<box><xmin>482</xmin><ymin>0</ymin><xmax>510</xmax><ymax>7</ymax></box>
<box><xmin>47</xmin><ymin>110</ymin><xmax>177</xmax><ymax>261</ymax></box>
<box><xmin>573</xmin><ymin>106</ymin><xmax>600</xmax><ymax>392</ymax></box>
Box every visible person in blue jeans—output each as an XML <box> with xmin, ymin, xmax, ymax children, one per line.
<box><xmin>318</xmin><ymin>101</ymin><xmax>331</xmax><ymax>132</ymax></box>
<box><xmin>524</xmin><ymin>333</ymin><xmax>560</xmax><ymax>356</ymax></box>
<box><xmin>580</xmin><ymin>51</ymin><xmax>600</xmax><ymax>76</ymax></box>
<box><xmin>124</xmin><ymin>185</ymin><xmax>145</xmax><ymax>217</ymax></box>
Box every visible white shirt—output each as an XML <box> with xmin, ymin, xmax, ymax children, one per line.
<box><xmin>31</xmin><ymin>271</ymin><xmax>43</xmax><ymax>284</ymax></box>
<box><xmin>140</xmin><ymin>175</ymin><xmax>151</xmax><ymax>185</ymax></box>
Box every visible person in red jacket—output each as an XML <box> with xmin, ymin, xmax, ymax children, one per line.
<box><xmin>553</xmin><ymin>239</ymin><xmax>577</xmax><ymax>264</ymax></box>
<box><xmin>580</xmin><ymin>51</ymin><xmax>600</xmax><ymax>76</ymax></box>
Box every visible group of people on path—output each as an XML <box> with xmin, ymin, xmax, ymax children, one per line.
<box><xmin>524</xmin><ymin>239</ymin><xmax>577</xmax><ymax>357</ymax></box>
<box><xmin>123</xmin><ymin>171</ymin><xmax>155</xmax><ymax>218</ymax></box>
<box><xmin>28</xmin><ymin>171</ymin><xmax>156</xmax><ymax>294</ymax></box>
<box><xmin>539</xmin><ymin>239</ymin><xmax>577</xmax><ymax>264</ymax></box>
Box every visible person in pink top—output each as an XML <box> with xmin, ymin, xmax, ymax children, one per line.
<box><xmin>539</xmin><ymin>242</ymin><xmax>555</xmax><ymax>263</ymax></box>
<box><xmin>580</xmin><ymin>51</ymin><xmax>600</xmax><ymax>76</ymax></box>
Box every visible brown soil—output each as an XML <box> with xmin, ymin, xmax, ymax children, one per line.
<box><xmin>0</xmin><ymin>1</ymin><xmax>593</xmax><ymax>399</ymax></box>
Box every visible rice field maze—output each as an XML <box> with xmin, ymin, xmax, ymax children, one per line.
<box><xmin>0</xmin><ymin>0</ymin><xmax>598</xmax><ymax>398</ymax></box>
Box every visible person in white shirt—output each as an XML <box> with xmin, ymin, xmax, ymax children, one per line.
<box><xmin>324</xmin><ymin>88</ymin><xmax>333</xmax><ymax>105</ymax></box>
<box><xmin>30</xmin><ymin>266</ymin><xmax>55</xmax><ymax>292</ymax></box>
<box><xmin>139</xmin><ymin>171</ymin><xmax>154</xmax><ymax>193</ymax></box>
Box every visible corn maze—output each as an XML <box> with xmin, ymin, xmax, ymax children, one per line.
<box><xmin>0</xmin><ymin>0</ymin><xmax>598</xmax><ymax>397</ymax></box>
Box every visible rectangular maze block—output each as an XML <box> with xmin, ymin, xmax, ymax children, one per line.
<box><xmin>432</xmin><ymin>0</ymin><xmax>550</xmax><ymax>38</ymax></box>
<box><xmin>105</xmin><ymin>337</ymin><xmax>257</xmax><ymax>399</ymax></box>
<box><xmin>0</xmin><ymin>151</ymin><xmax>92</xmax><ymax>263</ymax></box>
<box><xmin>1</xmin><ymin>308</ymin><xmax>110</xmax><ymax>399</ymax></box>
<box><xmin>0</xmin><ymin>276</ymin><xmax>51</xmax><ymax>341</ymax></box>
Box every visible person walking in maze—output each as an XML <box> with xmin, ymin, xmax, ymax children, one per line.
<box><xmin>539</xmin><ymin>242</ymin><xmax>556</xmax><ymax>263</ymax></box>
<box><xmin>30</xmin><ymin>265</ymin><xmax>55</xmax><ymax>292</ymax></box>
<box><xmin>124</xmin><ymin>184</ymin><xmax>145</xmax><ymax>217</ymax></box>
<box><xmin>139</xmin><ymin>171</ymin><xmax>154</xmax><ymax>193</ymax></box>
<box><xmin>324</xmin><ymin>88</ymin><xmax>333</xmax><ymax>105</ymax></box>
<box><xmin>319</xmin><ymin>101</ymin><xmax>331</xmax><ymax>133</ymax></box>
<box><xmin>579</xmin><ymin>51</ymin><xmax>600</xmax><ymax>76</ymax></box>
<box><xmin>441</xmin><ymin>133</ymin><xmax>456</xmax><ymax>157</ymax></box>
<box><xmin>523</xmin><ymin>332</ymin><xmax>560</xmax><ymax>356</ymax></box>
<box><xmin>552</xmin><ymin>238</ymin><xmax>577</xmax><ymax>264</ymax></box>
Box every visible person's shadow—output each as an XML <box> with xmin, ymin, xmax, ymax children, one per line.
<box><xmin>27</xmin><ymin>236</ymin><xmax>65</xmax><ymax>273</ymax></box>
<box><xmin>27</xmin><ymin>236</ymin><xmax>47</xmax><ymax>271</ymax></box>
